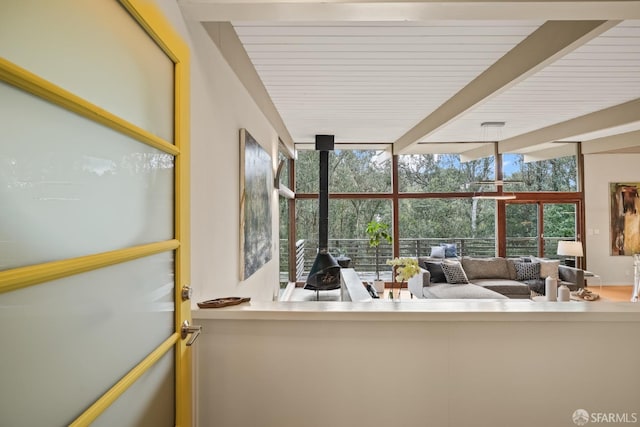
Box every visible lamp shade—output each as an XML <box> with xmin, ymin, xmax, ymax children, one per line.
<box><xmin>557</xmin><ymin>241</ymin><xmax>583</xmax><ymax>257</ymax></box>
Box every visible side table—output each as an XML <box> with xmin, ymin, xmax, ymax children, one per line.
<box><xmin>583</xmin><ymin>270</ymin><xmax>602</xmax><ymax>294</ymax></box>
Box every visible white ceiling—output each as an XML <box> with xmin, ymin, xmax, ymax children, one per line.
<box><xmin>182</xmin><ymin>0</ymin><xmax>640</xmax><ymax>155</ymax></box>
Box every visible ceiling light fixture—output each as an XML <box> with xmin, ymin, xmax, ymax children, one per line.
<box><xmin>472</xmin><ymin>194</ymin><xmax>516</xmax><ymax>200</ymax></box>
<box><xmin>472</xmin><ymin>180</ymin><xmax>523</xmax><ymax>186</ymax></box>
<box><xmin>480</xmin><ymin>121</ymin><xmax>506</xmax><ymax>141</ymax></box>
<box><xmin>480</xmin><ymin>121</ymin><xmax>506</xmax><ymax>128</ymax></box>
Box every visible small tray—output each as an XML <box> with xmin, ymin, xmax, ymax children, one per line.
<box><xmin>197</xmin><ymin>297</ymin><xmax>251</xmax><ymax>309</ymax></box>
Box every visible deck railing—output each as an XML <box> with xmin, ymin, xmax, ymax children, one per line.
<box><xmin>281</xmin><ymin>237</ymin><xmax>570</xmax><ymax>278</ymax></box>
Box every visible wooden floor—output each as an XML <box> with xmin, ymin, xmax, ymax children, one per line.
<box><xmin>585</xmin><ymin>285</ymin><xmax>635</xmax><ymax>302</ymax></box>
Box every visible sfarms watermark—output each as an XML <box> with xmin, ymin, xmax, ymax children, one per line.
<box><xmin>573</xmin><ymin>409</ymin><xmax>638</xmax><ymax>425</ymax></box>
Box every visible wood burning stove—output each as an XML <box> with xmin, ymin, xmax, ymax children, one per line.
<box><xmin>304</xmin><ymin>135</ymin><xmax>341</xmax><ymax>291</ymax></box>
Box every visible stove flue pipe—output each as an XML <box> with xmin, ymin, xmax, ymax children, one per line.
<box><xmin>304</xmin><ymin>135</ymin><xmax>341</xmax><ymax>291</ymax></box>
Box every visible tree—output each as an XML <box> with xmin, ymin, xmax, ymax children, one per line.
<box><xmin>366</xmin><ymin>219</ymin><xmax>393</xmax><ymax>280</ymax></box>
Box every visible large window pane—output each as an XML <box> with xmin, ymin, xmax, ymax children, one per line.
<box><xmin>543</xmin><ymin>203</ymin><xmax>578</xmax><ymax>258</ymax></box>
<box><xmin>503</xmin><ymin>153</ymin><xmax>577</xmax><ymax>191</ymax></box>
<box><xmin>279</xmin><ymin>197</ymin><xmax>290</xmax><ymax>285</ymax></box>
<box><xmin>399</xmin><ymin>198</ymin><xmax>495</xmax><ymax>257</ymax></box>
<box><xmin>506</xmin><ymin>203</ymin><xmax>539</xmax><ymax>257</ymax></box>
<box><xmin>295</xmin><ymin>149</ymin><xmax>391</xmax><ymax>193</ymax></box>
<box><xmin>296</xmin><ymin>198</ymin><xmax>393</xmax><ymax>276</ymax></box>
<box><xmin>398</xmin><ymin>153</ymin><xmax>495</xmax><ymax>193</ymax></box>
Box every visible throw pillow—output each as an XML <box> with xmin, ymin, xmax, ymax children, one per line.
<box><xmin>430</xmin><ymin>246</ymin><xmax>445</xmax><ymax>258</ymax></box>
<box><xmin>514</xmin><ymin>262</ymin><xmax>540</xmax><ymax>281</ymax></box>
<box><xmin>440</xmin><ymin>243</ymin><xmax>458</xmax><ymax>258</ymax></box>
<box><xmin>425</xmin><ymin>261</ymin><xmax>446</xmax><ymax>283</ymax></box>
<box><xmin>441</xmin><ymin>261</ymin><xmax>469</xmax><ymax>284</ymax></box>
<box><xmin>532</xmin><ymin>257</ymin><xmax>560</xmax><ymax>279</ymax></box>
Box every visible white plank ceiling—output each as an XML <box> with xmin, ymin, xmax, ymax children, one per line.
<box><xmin>183</xmin><ymin>0</ymin><xmax>640</xmax><ymax>155</ymax></box>
<box><xmin>233</xmin><ymin>21</ymin><xmax>543</xmax><ymax>145</ymax></box>
<box><xmin>421</xmin><ymin>20</ymin><xmax>640</xmax><ymax>145</ymax></box>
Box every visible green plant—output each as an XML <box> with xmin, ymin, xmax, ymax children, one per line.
<box><xmin>365</xmin><ymin>219</ymin><xmax>393</xmax><ymax>280</ymax></box>
<box><xmin>386</xmin><ymin>257</ymin><xmax>420</xmax><ymax>299</ymax></box>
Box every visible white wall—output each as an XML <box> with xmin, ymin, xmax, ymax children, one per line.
<box><xmin>584</xmin><ymin>152</ymin><xmax>640</xmax><ymax>285</ymax></box>
<box><xmin>195</xmin><ymin>314</ymin><xmax>640</xmax><ymax>427</ymax></box>
<box><xmin>155</xmin><ymin>0</ymin><xmax>281</xmax><ymax>304</ymax></box>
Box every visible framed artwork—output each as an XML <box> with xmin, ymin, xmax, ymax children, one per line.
<box><xmin>610</xmin><ymin>182</ymin><xmax>640</xmax><ymax>255</ymax></box>
<box><xmin>239</xmin><ymin>129</ymin><xmax>273</xmax><ymax>279</ymax></box>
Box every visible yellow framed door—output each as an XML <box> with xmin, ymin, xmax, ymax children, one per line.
<box><xmin>0</xmin><ymin>1</ymin><xmax>192</xmax><ymax>425</ymax></box>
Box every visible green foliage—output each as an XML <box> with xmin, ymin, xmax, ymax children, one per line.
<box><xmin>365</xmin><ymin>219</ymin><xmax>393</xmax><ymax>247</ymax></box>
<box><xmin>294</xmin><ymin>149</ymin><xmax>579</xmax><ymax>261</ymax></box>
<box><xmin>399</xmin><ymin>198</ymin><xmax>495</xmax><ymax>240</ymax></box>
<box><xmin>398</xmin><ymin>154</ymin><xmax>494</xmax><ymax>193</ymax></box>
<box><xmin>503</xmin><ymin>154</ymin><xmax>577</xmax><ymax>191</ymax></box>
<box><xmin>295</xmin><ymin>149</ymin><xmax>391</xmax><ymax>193</ymax></box>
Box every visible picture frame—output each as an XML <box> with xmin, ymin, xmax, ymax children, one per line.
<box><xmin>610</xmin><ymin>182</ymin><xmax>640</xmax><ymax>255</ymax></box>
<box><xmin>239</xmin><ymin>129</ymin><xmax>273</xmax><ymax>279</ymax></box>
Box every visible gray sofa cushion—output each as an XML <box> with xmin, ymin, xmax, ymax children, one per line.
<box><xmin>558</xmin><ymin>265</ymin><xmax>585</xmax><ymax>289</ymax></box>
<box><xmin>462</xmin><ymin>257</ymin><xmax>511</xmax><ymax>280</ymax></box>
<box><xmin>472</xmin><ymin>279</ymin><xmax>532</xmax><ymax>298</ymax></box>
<box><xmin>423</xmin><ymin>283</ymin><xmax>507</xmax><ymax>299</ymax></box>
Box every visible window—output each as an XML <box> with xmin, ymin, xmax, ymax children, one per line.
<box><xmin>279</xmin><ymin>196</ymin><xmax>290</xmax><ymax>286</ymax></box>
<box><xmin>399</xmin><ymin>198</ymin><xmax>495</xmax><ymax>257</ymax></box>
<box><xmin>296</xmin><ymin>198</ymin><xmax>393</xmax><ymax>274</ymax></box>
<box><xmin>503</xmin><ymin>152</ymin><xmax>578</xmax><ymax>192</ymax></box>
<box><xmin>398</xmin><ymin>153</ymin><xmax>495</xmax><ymax>193</ymax></box>
<box><xmin>277</xmin><ymin>144</ymin><xmax>294</xmax><ymax>286</ymax></box>
<box><xmin>295</xmin><ymin>148</ymin><xmax>392</xmax><ymax>193</ymax></box>
<box><xmin>291</xmin><ymin>143</ymin><xmax>582</xmax><ymax>277</ymax></box>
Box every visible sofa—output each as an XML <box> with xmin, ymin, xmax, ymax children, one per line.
<box><xmin>407</xmin><ymin>256</ymin><xmax>585</xmax><ymax>300</ymax></box>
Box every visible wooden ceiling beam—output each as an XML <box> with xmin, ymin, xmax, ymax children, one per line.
<box><xmin>499</xmin><ymin>98</ymin><xmax>640</xmax><ymax>153</ymax></box>
<box><xmin>179</xmin><ymin>1</ymin><xmax>640</xmax><ymax>22</ymax></box>
<box><xmin>582</xmin><ymin>129</ymin><xmax>640</xmax><ymax>154</ymax></box>
<box><xmin>392</xmin><ymin>20</ymin><xmax>618</xmax><ymax>154</ymax></box>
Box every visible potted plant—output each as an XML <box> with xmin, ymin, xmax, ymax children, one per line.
<box><xmin>386</xmin><ymin>257</ymin><xmax>420</xmax><ymax>299</ymax></box>
<box><xmin>365</xmin><ymin>219</ymin><xmax>392</xmax><ymax>293</ymax></box>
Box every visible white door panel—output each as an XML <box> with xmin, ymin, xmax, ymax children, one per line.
<box><xmin>0</xmin><ymin>0</ymin><xmax>175</xmax><ymax>142</ymax></box>
<box><xmin>0</xmin><ymin>82</ymin><xmax>174</xmax><ymax>271</ymax></box>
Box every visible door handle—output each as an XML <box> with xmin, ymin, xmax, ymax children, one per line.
<box><xmin>181</xmin><ymin>320</ymin><xmax>202</xmax><ymax>346</ymax></box>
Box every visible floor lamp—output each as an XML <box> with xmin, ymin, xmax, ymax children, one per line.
<box><xmin>557</xmin><ymin>241</ymin><xmax>583</xmax><ymax>268</ymax></box>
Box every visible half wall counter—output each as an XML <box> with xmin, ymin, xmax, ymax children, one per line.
<box><xmin>192</xmin><ymin>299</ymin><xmax>640</xmax><ymax>427</ymax></box>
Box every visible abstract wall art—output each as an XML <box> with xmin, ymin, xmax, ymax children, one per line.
<box><xmin>610</xmin><ymin>182</ymin><xmax>640</xmax><ymax>255</ymax></box>
<box><xmin>239</xmin><ymin>129</ymin><xmax>273</xmax><ymax>279</ymax></box>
